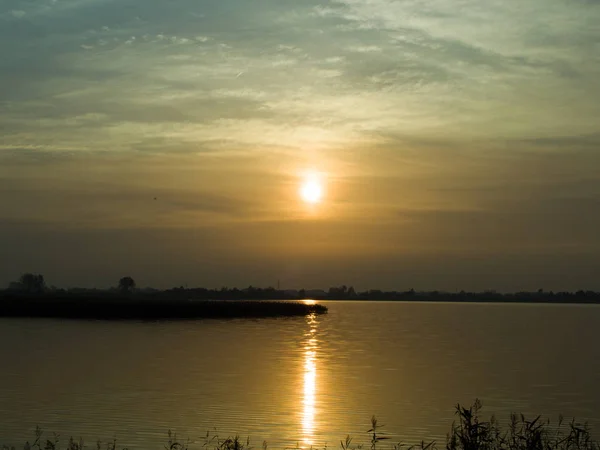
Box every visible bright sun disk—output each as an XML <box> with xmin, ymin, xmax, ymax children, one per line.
<box><xmin>300</xmin><ymin>178</ymin><xmax>323</xmax><ymax>204</ymax></box>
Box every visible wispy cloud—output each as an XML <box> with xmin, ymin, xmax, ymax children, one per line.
<box><xmin>2</xmin><ymin>0</ymin><xmax>599</xmax><ymax>156</ymax></box>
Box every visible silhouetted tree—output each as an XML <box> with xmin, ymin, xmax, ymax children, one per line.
<box><xmin>17</xmin><ymin>273</ymin><xmax>45</xmax><ymax>293</ymax></box>
<box><xmin>118</xmin><ymin>276</ymin><xmax>136</xmax><ymax>294</ymax></box>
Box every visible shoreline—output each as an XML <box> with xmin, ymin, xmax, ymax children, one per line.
<box><xmin>0</xmin><ymin>296</ymin><xmax>328</xmax><ymax>320</ymax></box>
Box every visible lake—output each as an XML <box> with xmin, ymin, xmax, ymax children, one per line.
<box><xmin>1</xmin><ymin>301</ymin><xmax>599</xmax><ymax>449</ymax></box>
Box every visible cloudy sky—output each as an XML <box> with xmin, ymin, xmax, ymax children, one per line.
<box><xmin>1</xmin><ymin>0</ymin><xmax>599</xmax><ymax>291</ymax></box>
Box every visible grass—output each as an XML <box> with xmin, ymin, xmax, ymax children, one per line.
<box><xmin>2</xmin><ymin>401</ymin><xmax>598</xmax><ymax>450</ymax></box>
<box><xmin>0</xmin><ymin>296</ymin><xmax>327</xmax><ymax>320</ymax></box>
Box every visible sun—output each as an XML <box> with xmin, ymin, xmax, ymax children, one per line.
<box><xmin>300</xmin><ymin>175</ymin><xmax>324</xmax><ymax>204</ymax></box>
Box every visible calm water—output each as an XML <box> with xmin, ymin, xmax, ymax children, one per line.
<box><xmin>1</xmin><ymin>302</ymin><xmax>599</xmax><ymax>449</ymax></box>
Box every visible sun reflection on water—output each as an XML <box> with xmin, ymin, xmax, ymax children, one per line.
<box><xmin>302</xmin><ymin>313</ymin><xmax>319</xmax><ymax>446</ymax></box>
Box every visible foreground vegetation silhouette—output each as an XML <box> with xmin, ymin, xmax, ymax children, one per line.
<box><xmin>2</xmin><ymin>401</ymin><xmax>598</xmax><ymax>450</ymax></box>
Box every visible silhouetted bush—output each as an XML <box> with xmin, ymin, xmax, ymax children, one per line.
<box><xmin>117</xmin><ymin>276</ymin><xmax>136</xmax><ymax>294</ymax></box>
<box><xmin>6</xmin><ymin>273</ymin><xmax>46</xmax><ymax>293</ymax></box>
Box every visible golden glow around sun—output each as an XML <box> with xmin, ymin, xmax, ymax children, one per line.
<box><xmin>300</xmin><ymin>173</ymin><xmax>324</xmax><ymax>204</ymax></box>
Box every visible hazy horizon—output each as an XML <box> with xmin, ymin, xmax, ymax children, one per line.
<box><xmin>2</xmin><ymin>0</ymin><xmax>600</xmax><ymax>292</ymax></box>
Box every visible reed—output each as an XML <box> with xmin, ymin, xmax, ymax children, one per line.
<box><xmin>2</xmin><ymin>401</ymin><xmax>598</xmax><ymax>450</ymax></box>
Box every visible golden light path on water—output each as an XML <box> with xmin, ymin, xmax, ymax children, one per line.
<box><xmin>302</xmin><ymin>310</ymin><xmax>319</xmax><ymax>446</ymax></box>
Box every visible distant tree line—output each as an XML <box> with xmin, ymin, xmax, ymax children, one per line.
<box><xmin>3</xmin><ymin>274</ymin><xmax>600</xmax><ymax>304</ymax></box>
<box><xmin>169</xmin><ymin>286</ymin><xmax>600</xmax><ymax>303</ymax></box>
<box><xmin>5</xmin><ymin>274</ymin><xmax>136</xmax><ymax>295</ymax></box>
<box><xmin>323</xmin><ymin>287</ymin><xmax>600</xmax><ymax>303</ymax></box>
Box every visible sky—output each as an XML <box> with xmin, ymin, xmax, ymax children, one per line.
<box><xmin>1</xmin><ymin>0</ymin><xmax>600</xmax><ymax>291</ymax></box>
